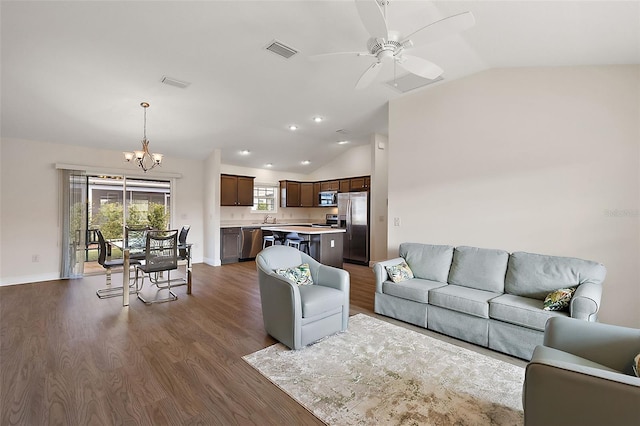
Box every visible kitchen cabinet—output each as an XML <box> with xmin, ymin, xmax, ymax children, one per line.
<box><xmin>300</xmin><ymin>182</ymin><xmax>314</xmax><ymax>207</ymax></box>
<box><xmin>339</xmin><ymin>179</ymin><xmax>350</xmax><ymax>193</ymax></box>
<box><xmin>313</xmin><ymin>182</ymin><xmax>321</xmax><ymax>207</ymax></box>
<box><xmin>350</xmin><ymin>176</ymin><xmax>370</xmax><ymax>191</ymax></box>
<box><xmin>221</xmin><ymin>174</ymin><xmax>255</xmax><ymax>206</ymax></box>
<box><xmin>220</xmin><ymin>227</ymin><xmax>241</xmax><ymax>264</ymax></box>
<box><xmin>320</xmin><ymin>180</ymin><xmax>339</xmax><ymax>191</ymax></box>
<box><xmin>280</xmin><ymin>180</ymin><xmax>300</xmax><ymax>207</ymax></box>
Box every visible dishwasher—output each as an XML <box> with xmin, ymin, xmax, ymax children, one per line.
<box><xmin>240</xmin><ymin>227</ymin><xmax>263</xmax><ymax>261</ymax></box>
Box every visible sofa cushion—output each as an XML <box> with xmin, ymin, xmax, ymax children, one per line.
<box><xmin>543</xmin><ymin>288</ymin><xmax>576</xmax><ymax>311</ymax></box>
<box><xmin>429</xmin><ymin>284</ymin><xmax>501</xmax><ymax>319</ymax></box>
<box><xmin>399</xmin><ymin>243</ymin><xmax>454</xmax><ymax>283</ymax></box>
<box><xmin>385</xmin><ymin>261</ymin><xmax>414</xmax><ymax>283</ymax></box>
<box><xmin>382</xmin><ymin>278</ymin><xmax>447</xmax><ymax>304</ymax></box>
<box><xmin>490</xmin><ymin>294</ymin><xmax>567</xmax><ymax>331</ymax></box>
<box><xmin>447</xmin><ymin>246</ymin><xmax>509</xmax><ymax>293</ymax></box>
<box><xmin>298</xmin><ymin>285</ymin><xmax>344</xmax><ymax>318</ymax></box>
<box><xmin>505</xmin><ymin>252</ymin><xmax>606</xmax><ymax>300</ymax></box>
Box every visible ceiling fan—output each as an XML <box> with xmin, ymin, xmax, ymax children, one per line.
<box><xmin>313</xmin><ymin>0</ymin><xmax>475</xmax><ymax>89</ymax></box>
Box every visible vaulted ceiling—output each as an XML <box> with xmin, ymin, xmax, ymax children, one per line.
<box><xmin>2</xmin><ymin>1</ymin><xmax>638</xmax><ymax>173</ymax></box>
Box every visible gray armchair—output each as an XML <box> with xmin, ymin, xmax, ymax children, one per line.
<box><xmin>524</xmin><ymin>316</ymin><xmax>640</xmax><ymax>426</ymax></box>
<box><xmin>256</xmin><ymin>245</ymin><xmax>350</xmax><ymax>350</ymax></box>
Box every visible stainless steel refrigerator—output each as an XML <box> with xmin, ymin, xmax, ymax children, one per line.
<box><xmin>338</xmin><ymin>191</ymin><xmax>369</xmax><ymax>265</ymax></box>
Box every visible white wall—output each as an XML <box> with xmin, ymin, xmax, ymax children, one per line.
<box><xmin>370</xmin><ymin>134</ymin><xmax>389</xmax><ymax>264</ymax></box>
<box><xmin>388</xmin><ymin>65</ymin><xmax>640</xmax><ymax>328</ymax></box>
<box><xmin>0</xmin><ymin>137</ymin><xmax>204</xmax><ymax>285</ymax></box>
<box><xmin>309</xmin><ymin>144</ymin><xmax>371</xmax><ymax>181</ymax></box>
<box><xmin>203</xmin><ymin>149</ymin><xmax>221</xmax><ymax>266</ymax></box>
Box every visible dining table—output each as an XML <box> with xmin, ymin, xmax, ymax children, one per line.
<box><xmin>108</xmin><ymin>240</ymin><xmax>193</xmax><ymax>306</ymax></box>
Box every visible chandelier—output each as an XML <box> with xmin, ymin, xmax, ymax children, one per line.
<box><xmin>123</xmin><ymin>102</ymin><xmax>163</xmax><ymax>172</ymax></box>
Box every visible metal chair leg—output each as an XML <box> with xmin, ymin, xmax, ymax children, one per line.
<box><xmin>136</xmin><ymin>269</ymin><xmax>178</xmax><ymax>304</ymax></box>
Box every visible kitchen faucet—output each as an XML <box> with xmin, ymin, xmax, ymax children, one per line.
<box><xmin>263</xmin><ymin>214</ymin><xmax>275</xmax><ymax>224</ymax></box>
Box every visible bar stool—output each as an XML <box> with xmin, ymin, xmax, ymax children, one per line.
<box><xmin>263</xmin><ymin>231</ymin><xmax>283</xmax><ymax>249</ymax></box>
<box><xmin>263</xmin><ymin>235</ymin><xmax>277</xmax><ymax>248</ymax></box>
<box><xmin>284</xmin><ymin>232</ymin><xmax>310</xmax><ymax>254</ymax></box>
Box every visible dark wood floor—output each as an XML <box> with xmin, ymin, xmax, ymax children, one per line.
<box><xmin>1</xmin><ymin>261</ymin><xmax>523</xmax><ymax>425</ymax></box>
<box><xmin>0</xmin><ymin>261</ymin><xmax>377</xmax><ymax>425</ymax></box>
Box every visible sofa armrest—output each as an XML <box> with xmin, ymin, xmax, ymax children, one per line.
<box><xmin>543</xmin><ymin>317</ymin><xmax>640</xmax><ymax>374</ymax></box>
<box><xmin>570</xmin><ymin>282</ymin><xmax>602</xmax><ymax>321</ymax></box>
<box><xmin>372</xmin><ymin>257</ymin><xmax>404</xmax><ymax>293</ymax></box>
<box><xmin>524</xmin><ymin>348</ymin><xmax>640</xmax><ymax>426</ymax></box>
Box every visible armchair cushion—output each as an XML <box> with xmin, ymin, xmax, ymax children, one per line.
<box><xmin>275</xmin><ymin>263</ymin><xmax>313</xmax><ymax>286</ymax></box>
<box><xmin>298</xmin><ymin>285</ymin><xmax>344</xmax><ymax>318</ymax></box>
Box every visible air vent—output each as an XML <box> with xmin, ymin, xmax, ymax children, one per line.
<box><xmin>385</xmin><ymin>73</ymin><xmax>443</xmax><ymax>93</ymax></box>
<box><xmin>336</xmin><ymin>129</ymin><xmax>350</xmax><ymax>135</ymax></box>
<box><xmin>265</xmin><ymin>40</ymin><xmax>298</xmax><ymax>59</ymax></box>
<box><xmin>161</xmin><ymin>76</ymin><xmax>191</xmax><ymax>89</ymax></box>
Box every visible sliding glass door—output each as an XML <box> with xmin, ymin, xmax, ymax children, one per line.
<box><xmin>84</xmin><ymin>175</ymin><xmax>171</xmax><ymax>274</ymax></box>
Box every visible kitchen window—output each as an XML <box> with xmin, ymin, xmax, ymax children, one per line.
<box><xmin>252</xmin><ymin>183</ymin><xmax>277</xmax><ymax>213</ymax></box>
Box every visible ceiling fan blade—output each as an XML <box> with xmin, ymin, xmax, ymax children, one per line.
<box><xmin>401</xmin><ymin>11</ymin><xmax>475</xmax><ymax>48</ymax></box>
<box><xmin>355</xmin><ymin>0</ymin><xmax>388</xmax><ymax>39</ymax></box>
<box><xmin>309</xmin><ymin>51</ymin><xmax>373</xmax><ymax>62</ymax></box>
<box><xmin>355</xmin><ymin>61</ymin><xmax>383</xmax><ymax>90</ymax></box>
<box><xmin>397</xmin><ymin>55</ymin><xmax>443</xmax><ymax>80</ymax></box>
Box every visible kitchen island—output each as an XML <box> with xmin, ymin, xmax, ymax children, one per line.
<box><xmin>262</xmin><ymin>226</ymin><xmax>346</xmax><ymax>268</ymax></box>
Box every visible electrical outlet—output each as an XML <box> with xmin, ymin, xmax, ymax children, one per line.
<box><xmin>32</xmin><ymin>254</ymin><xmax>40</xmax><ymax>262</ymax></box>
<box><xmin>393</xmin><ymin>217</ymin><xmax>401</xmax><ymax>226</ymax></box>
<box><xmin>330</xmin><ymin>239</ymin><xmax>335</xmax><ymax>248</ymax></box>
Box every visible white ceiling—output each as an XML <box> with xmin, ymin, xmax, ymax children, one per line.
<box><xmin>2</xmin><ymin>1</ymin><xmax>639</xmax><ymax>173</ymax></box>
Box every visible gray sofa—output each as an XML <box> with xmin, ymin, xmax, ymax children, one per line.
<box><xmin>373</xmin><ymin>243</ymin><xmax>606</xmax><ymax>359</ymax></box>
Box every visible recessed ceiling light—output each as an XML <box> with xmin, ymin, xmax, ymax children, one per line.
<box><xmin>265</xmin><ymin>163</ymin><xmax>273</xmax><ymax>167</ymax></box>
<box><xmin>301</xmin><ymin>160</ymin><xmax>310</xmax><ymax>165</ymax></box>
<box><xmin>337</xmin><ymin>140</ymin><xmax>349</xmax><ymax>145</ymax></box>
<box><xmin>288</xmin><ymin>124</ymin><xmax>298</xmax><ymax>131</ymax></box>
<box><xmin>313</xmin><ymin>116</ymin><xmax>323</xmax><ymax>123</ymax></box>
<box><xmin>240</xmin><ymin>149</ymin><xmax>250</xmax><ymax>155</ymax></box>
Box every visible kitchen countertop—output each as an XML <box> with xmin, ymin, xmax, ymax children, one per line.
<box><xmin>220</xmin><ymin>222</ymin><xmax>311</xmax><ymax>229</ymax></box>
<box><xmin>261</xmin><ymin>225</ymin><xmax>345</xmax><ymax>234</ymax></box>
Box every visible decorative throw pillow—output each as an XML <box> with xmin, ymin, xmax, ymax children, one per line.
<box><xmin>275</xmin><ymin>263</ymin><xmax>313</xmax><ymax>286</ymax></box>
<box><xmin>633</xmin><ymin>353</ymin><xmax>640</xmax><ymax>378</ymax></box>
<box><xmin>385</xmin><ymin>261</ymin><xmax>414</xmax><ymax>283</ymax></box>
<box><xmin>543</xmin><ymin>287</ymin><xmax>576</xmax><ymax>311</ymax></box>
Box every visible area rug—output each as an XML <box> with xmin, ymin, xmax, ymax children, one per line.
<box><xmin>243</xmin><ymin>314</ymin><xmax>524</xmax><ymax>425</ymax></box>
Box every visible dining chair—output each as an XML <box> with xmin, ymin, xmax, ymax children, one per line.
<box><xmin>95</xmin><ymin>229</ymin><xmax>140</xmax><ymax>299</ymax></box>
<box><xmin>178</xmin><ymin>225</ymin><xmax>190</xmax><ymax>261</ymax></box>
<box><xmin>135</xmin><ymin>229</ymin><xmax>179</xmax><ymax>304</ymax></box>
<box><xmin>125</xmin><ymin>225</ymin><xmax>151</xmax><ymax>261</ymax></box>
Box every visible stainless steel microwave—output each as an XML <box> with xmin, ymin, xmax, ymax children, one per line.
<box><xmin>318</xmin><ymin>191</ymin><xmax>338</xmax><ymax>206</ymax></box>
